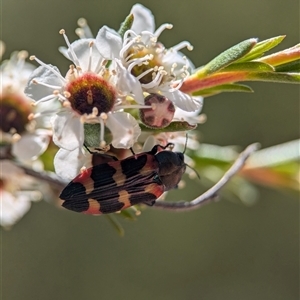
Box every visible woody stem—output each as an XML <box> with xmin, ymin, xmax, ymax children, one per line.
<box><xmin>153</xmin><ymin>142</ymin><xmax>260</xmax><ymax>211</ymax></box>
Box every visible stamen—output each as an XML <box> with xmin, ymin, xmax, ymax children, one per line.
<box><xmin>141</xmin><ymin>70</ymin><xmax>164</xmax><ymax>89</ymax></box>
<box><xmin>77</xmin><ymin>18</ymin><xmax>93</xmax><ymax>38</ymax></box>
<box><xmin>12</xmin><ymin>133</ymin><xmax>21</xmax><ymax>142</ymax></box>
<box><xmin>169</xmin><ymin>80</ymin><xmax>184</xmax><ymax>92</ymax></box>
<box><xmin>135</xmin><ymin>67</ymin><xmax>154</xmax><ymax>80</ymax></box>
<box><xmin>87</xmin><ymin>41</ymin><xmax>94</xmax><ymax>72</ymax></box>
<box><xmin>171</xmin><ymin>41</ymin><xmax>193</xmax><ymax>52</ymax></box>
<box><xmin>63</xmin><ymin>91</ymin><xmax>71</xmax><ymax>98</ymax></box>
<box><xmin>32</xmin><ymin>79</ymin><xmax>61</xmax><ymax>90</ymax></box>
<box><xmin>170</xmin><ymin>63</ymin><xmax>177</xmax><ymax>73</ymax></box>
<box><xmin>123</xmin><ymin>30</ymin><xmax>139</xmax><ymax>42</ymax></box>
<box><xmin>63</xmin><ymin>101</ymin><xmax>71</xmax><ymax>108</ymax></box>
<box><xmin>29</xmin><ymin>109</ymin><xmax>59</xmax><ymax>119</ymax></box>
<box><xmin>116</xmin><ymin>104</ymin><xmax>152</xmax><ymax>110</ymax></box>
<box><xmin>55</xmin><ymin>92</ymin><xmax>69</xmax><ymax>103</ymax></box>
<box><xmin>150</xmin><ymin>36</ymin><xmax>158</xmax><ymax>44</ymax></box>
<box><xmin>99</xmin><ymin>117</ymin><xmax>105</xmax><ymax>146</ymax></box>
<box><xmin>29</xmin><ymin>55</ymin><xmax>67</xmax><ymax>83</ymax></box>
<box><xmin>94</xmin><ymin>58</ymin><xmax>106</xmax><ymax>74</ymax></box>
<box><xmin>76</xmin><ymin>66</ymin><xmax>83</xmax><ymax>76</ymax></box>
<box><xmin>120</xmin><ymin>36</ymin><xmax>141</xmax><ymax>60</ymax></box>
<box><xmin>127</xmin><ymin>54</ymin><xmax>153</xmax><ymax>73</ymax></box>
<box><xmin>33</xmin><ymin>94</ymin><xmax>57</xmax><ymax>105</ymax></box>
<box><xmin>100</xmin><ymin>112</ymin><xmax>108</xmax><ymax>120</ymax></box>
<box><xmin>80</xmin><ymin>107</ymin><xmax>99</xmax><ymax>123</ymax></box>
<box><xmin>75</xmin><ymin>28</ymin><xmax>85</xmax><ymax>39</ymax></box>
<box><xmin>154</xmin><ymin>23</ymin><xmax>173</xmax><ymax>38</ymax></box>
<box><xmin>17</xmin><ymin>50</ymin><xmax>28</xmax><ymax>60</ymax></box>
<box><xmin>16</xmin><ymin>50</ymin><xmax>28</xmax><ymax>71</ymax></box>
<box><xmin>59</xmin><ymin>29</ymin><xmax>81</xmax><ymax>67</ymax></box>
<box><xmin>92</xmin><ymin>107</ymin><xmax>99</xmax><ymax>117</ymax></box>
<box><xmin>80</xmin><ymin>166</ymin><xmax>87</xmax><ymax>173</ymax></box>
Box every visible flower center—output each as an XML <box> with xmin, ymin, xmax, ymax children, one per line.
<box><xmin>128</xmin><ymin>46</ymin><xmax>163</xmax><ymax>84</ymax></box>
<box><xmin>0</xmin><ymin>94</ymin><xmax>32</xmax><ymax>134</ymax></box>
<box><xmin>66</xmin><ymin>73</ymin><xmax>116</xmax><ymax>116</ymax></box>
<box><xmin>139</xmin><ymin>93</ymin><xmax>175</xmax><ymax>128</ymax></box>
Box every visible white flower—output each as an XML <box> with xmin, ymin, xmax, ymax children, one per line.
<box><xmin>65</xmin><ymin>5</ymin><xmax>203</xmax><ymax>114</ymax></box>
<box><xmin>118</xmin><ymin>4</ymin><xmax>203</xmax><ymax>112</ymax></box>
<box><xmin>0</xmin><ymin>46</ymin><xmax>51</xmax><ymax>161</ymax></box>
<box><xmin>25</xmin><ymin>30</ymin><xmax>145</xmax><ymax>153</ymax></box>
<box><xmin>1</xmin><ymin>49</ymin><xmax>35</xmax><ymax>92</ymax></box>
<box><xmin>0</xmin><ymin>160</ymin><xmax>42</xmax><ymax>229</ymax></box>
<box><xmin>1</xmin><ymin>190</ymin><xmax>32</xmax><ymax>229</ymax></box>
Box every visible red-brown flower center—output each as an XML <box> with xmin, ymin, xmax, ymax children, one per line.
<box><xmin>0</xmin><ymin>94</ymin><xmax>32</xmax><ymax>134</ymax></box>
<box><xmin>66</xmin><ymin>73</ymin><xmax>116</xmax><ymax>116</ymax></box>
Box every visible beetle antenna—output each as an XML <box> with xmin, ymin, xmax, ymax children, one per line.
<box><xmin>185</xmin><ymin>163</ymin><xmax>201</xmax><ymax>180</ymax></box>
<box><xmin>129</xmin><ymin>147</ymin><xmax>136</xmax><ymax>155</ymax></box>
<box><xmin>83</xmin><ymin>143</ymin><xmax>94</xmax><ymax>154</ymax></box>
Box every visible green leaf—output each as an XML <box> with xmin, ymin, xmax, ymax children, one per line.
<box><xmin>222</xmin><ymin>61</ymin><xmax>274</xmax><ymax>72</ymax></box>
<box><xmin>118</xmin><ymin>13</ymin><xmax>134</xmax><ymax>38</ymax></box>
<box><xmin>189</xmin><ymin>143</ymin><xmax>240</xmax><ymax>170</ymax></box>
<box><xmin>195</xmin><ymin>38</ymin><xmax>257</xmax><ymax>78</ymax></box>
<box><xmin>236</xmin><ymin>35</ymin><xmax>286</xmax><ymax>62</ymax></box>
<box><xmin>275</xmin><ymin>59</ymin><xmax>300</xmax><ymax>72</ymax></box>
<box><xmin>192</xmin><ymin>83</ymin><xmax>253</xmax><ymax>97</ymax></box>
<box><xmin>245</xmin><ymin>139</ymin><xmax>300</xmax><ymax>168</ymax></box>
<box><xmin>140</xmin><ymin>121</ymin><xmax>197</xmax><ymax>133</ymax></box>
<box><xmin>105</xmin><ymin>14</ymin><xmax>134</xmax><ymax>69</ymax></box>
<box><xmin>246</xmin><ymin>71</ymin><xmax>300</xmax><ymax>83</ymax></box>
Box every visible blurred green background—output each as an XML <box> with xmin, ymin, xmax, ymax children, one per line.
<box><xmin>1</xmin><ymin>0</ymin><xmax>299</xmax><ymax>299</ymax></box>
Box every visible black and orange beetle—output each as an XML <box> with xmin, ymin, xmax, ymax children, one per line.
<box><xmin>59</xmin><ymin>143</ymin><xmax>186</xmax><ymax>214</ymax></box>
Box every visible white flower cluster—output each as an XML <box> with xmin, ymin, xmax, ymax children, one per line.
<box><xmin>1</xmin><ymin>4</ymin><xmax>204</xmax><ymax>227</ymax></box>
<box><xmin>24</xmin><ymin>4</ymin><xmax>203</xmax><ymax>180</ymax></box>
<box><xmin>0</xmin><ymin>45</ymin><xmax>52</xmax><ymax>228</ymax></box>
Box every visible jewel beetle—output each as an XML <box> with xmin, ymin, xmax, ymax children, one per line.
<box><xmin>59</xmin><ymin>143</ymin><xmax>186</xmax><ymax>214</ymax></box>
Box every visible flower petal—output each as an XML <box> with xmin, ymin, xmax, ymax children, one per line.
<box><xmin>52</xmin><ymin>111</ymin><xmax>84</xmax><ymax>151</ymax></box>
<box><xmin>106</xmin><ymin>112</ymin><xmax>141</xmax><ymax>148</ymax></box>
<box><xmin>58</xmin><ymin>46</ymin><xmax>70</xmax><ymax>60</ymax></box>
<box><xmin>12</xmin><ymin>130</ymin><xmax>50</xmax><ymax>160</ymax></box>
<box><xmin>95</xmin><ymin>26</ymin><xmax>122</xmax><ymax>59</ymax></box>
<box><xmin>173</xmin><ymin>105</ymin><xmax>203</xmax><ymax>124</ymax></box>
<box><xmin>162</xmin><ymin>50</ymin><xmax>195</xmax><ymax>75</ymax></box>
<box><xmin>54</xmin><ymin>148</ymin><xmax>87</xmax><ymax>181</ymax></box>
<box><xmin>0</xmin><ymin>190</ymin><xmax>31</xmax><ymax>228</ymax></box>
<box><xmin>24</xmin><ymin>65</ymin><xmax>64</xmax><ymax>101</ymax></box>
<box><xmin>130</xmin><ymin>4</ymin><xmax>155</xmax><ymax>33</ymax></box>
<box><xmin>114</xmin><ymin>60</ymin><xmax>144</xmax><ymax>104</ymax></box>
<box><xmin>164</xmin><ymin>90</ymin><xmax>203</xmax><ymax>112</ymax></box>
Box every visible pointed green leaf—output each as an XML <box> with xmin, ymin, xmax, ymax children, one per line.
<box><xmin>246</xmin><ymin>71</ymin><xmax>300</xmax><ymax>83</ymax></box>
<box><xmin>275</xmin><ymin>59</ymin><xmax>300</xmax><ymax>72</ymax></box>
<box><xmin>140</xmin><ymin>121</ymin><xmax>197</xmax><ymax>133</ymax></box>
<box><xmin>192</xmin><ymin>83</ymin><xmax>254</xmax><ymax>97</ymax></box>
<box><xmin>245</xmin><ymin>139</ymin><xmax>300</xmax><ymax>168</ymax></box>
<box><xmin>118</xmin><ymin>13</ymin><xmax>134</xmax><ymax>38</ymax></box>
<box><xmin>222</xmin><ymin>61</ymin><xmax>274</xmax><ymax>72</ymax></box>
<box><xmin>236</xmin><ymin>35</ymin><xmax>286</xmax><ymax>62</ymax></box>
<box><xmin>195</xmin><ymin>38</ymin><xmax>257</xmax><ymax>78</ymax></box>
